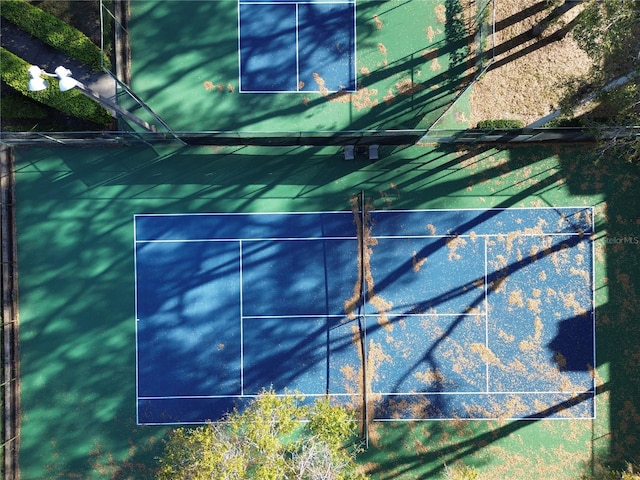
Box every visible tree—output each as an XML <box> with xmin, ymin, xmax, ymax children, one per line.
<box><xmin>563</xmin><ymin>0</ymin><xmax>640</xmax><ymax>162</ymax></box>
<box><xmin>157</xmin><ymin>389</ymin><xmax>367</xmax><ymax>480</ymax></box>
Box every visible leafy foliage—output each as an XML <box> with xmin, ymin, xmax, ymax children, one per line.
<box><xmin>445</xmin><ymin>0</ymin><xmax>469</xmax><ymax>67</ymax></box>
<box><xmin>443</xmin><ymin>463</ymin><xmax>480</xmax><ymax>480</ymax></box>
<box><xmin>0</xmin><ymin>0</ymin><xmax>109</xmax><ymax>70</ymax></box>
<box><xmin>567</xmin><ymin>0</ymin><xmax>640</xmax><ymax>162</ymax></box>
<box><xmin>0</xmin><ymin>93</ymin><xmax>48</xmax><ymax>119</ymax></box>
<box><xmin>157</xmin><ymin>389</ymin><xmax>367</xmax><ymax>480</ymax></box>
<box><xmin>0</xmin><ymin>47</ymin><xmax>113</xmax><ymax>126</ymax></box>
<box><xmin>476</xmin><ymin>119</ymin><xmax>525</xmax><ymax>129</ymax></box>
<box><xmin>572</xmin><ymin>0</ymin><xmax>640</xmax><ymax>75</ymax></box>
<box><xmin>581</xmin><ymin>462</ymin><xmax>640</xmax><ymax>480</ymax></box>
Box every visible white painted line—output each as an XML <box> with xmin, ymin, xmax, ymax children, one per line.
<box><xmin>133</xmin><ymin>216</ymin><xmax>140</xmax><ymax>425</ymax></box>
<box><xmin>296</xmin><ymin>3</ymin><xmax>300</xmax><ymax>91</ymax></box>
<box><xmin>484</xmin><ymin>235</ymin><xmax>490</xmax><ymax>393</ymax></box>
<box><xmin>240</xmin><ymin>240</ymin><xmax>245</xmax><ymax>396</ymax></box>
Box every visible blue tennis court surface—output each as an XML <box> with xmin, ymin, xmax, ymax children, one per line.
<box><xmin>135</xmin><ymin>208</ymin><xmax>596</xmax><ymax>424</ymax></box>
<box><xmin>239</xmin><ymin>0</ymin><xmax>356</xmax><ymax>92</ymax></box>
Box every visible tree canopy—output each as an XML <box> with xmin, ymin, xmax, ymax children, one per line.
<box><xmin>566</xmin><ymin>0</ymin><xmax>640</xmax><ymax>161</ymax></box>
<box><xmin>157</xmin><ymin>389</ymin><xmax>367</xmax><ymax>480</ymax></box>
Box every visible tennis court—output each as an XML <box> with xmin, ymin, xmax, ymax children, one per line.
<box><xmin>127</xmin><ymin>0</ymin><xmax>475</xmax><ymax>131</ymax></box>
<box><xmin>135</xmin><ymin>205</ymin><xmax>595</xmax><ymax>425</ymax></box>
<box><xmin>18</xmin><ymin>142</ymin><xmax>640</xmax><ymax>479</ymax></box>
<box><xmin>239</xmin><ymin>0</ymin><xmax>356</xmax><ymax>92</ymax></box>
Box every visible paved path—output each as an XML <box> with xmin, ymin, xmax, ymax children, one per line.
<box><xmin>1</xmin><ymin>19</ymin><xmax>116</xmax><ymax>101</ymax></box>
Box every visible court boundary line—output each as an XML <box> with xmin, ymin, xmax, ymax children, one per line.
<box><xmin>295</xmin><ymin>3</ymin><xmax>300</xmax><ymax>90</ymax></box>
<box><xmin>239</xmin><ymin>0</ymin><xmax>355</xmax><ymax>4</ymax></box>
<box><xmin>372</xmin><ymin>390</ymin><xmax>596</xmax><ymax>396</ymax></box>
<box><xmin>242</xmin><ymin>313</ymin><xmax>486</xmax><ymax>319</ymax></box>
<box><xmin>239</xmin><ymin>240</ymin><xmax>245</xmax><ymax>395</ymax></box>
<box><xmin>373</xmin><ymin>416</ymin><xmax>595</xmax><ymax>423</ymax></box>
<box><xmin>140</xmin><ymin>392</ymin><xmax>360</xmax><ymax>400</ymax></box>
<box><xmin>133</xmin><ymin>217</ymin><xmax>140</xmax><ymax>425</ymax></box>
<box><xmin>134</xmin><ymin>206</ymin><xmax>594</xmax><ymax>217</ymax></box>
<box><xmin>135</xmin><ymin>232</ymin><xmax>592</xmax><ymax>243</ymax></box>
<box><xmin>590</xmin><ymin>207</ymin><xmax>597</xmax><ymax>419</ymax></box>
<box><xmin>138</xmin><ymin>388</ymin><xmax>596</xmax><ymax>400</ymax></box>
<box><xmin>138</xmin><ymin>414</ymin><xmax>595</xmax><ymax>426</ymax></box>
<box><xmin>236</xmin><ymin>0</ymin><xmax>241</xmax><ymax>91</ymax></box>
<box><xmin>484</xmin><ymin>236</ymin><xmax>490</xmax><ymax>393</ymax></box>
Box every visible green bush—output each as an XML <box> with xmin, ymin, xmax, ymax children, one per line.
<box><xmin>1</xmin><ymin>93</ymin><xmax>48</xmax><ymax>119</ymax></box>
<box><xmin>157</xmin><ymin>389</ymin><xmax>367</xmax><ymax>480</ymax></box>
<box><xmin>443</xmin><ymin>463</ymin><xmax>480</xmax><ymax>480</ymax></box>
<box><xmin>1</xmin><ymin>47</ymin><xmax>113</xmax><ymax>126</ymax></box>
<box><xmin>476</xmin><ymin>119</ymin><xmax>525</xmax><ymax>129</ymax></box>
<box><xmin>0</xmin><ymin>0</ymin><xmax>110</xmax><ymax>70</ymax></box>
<box><xmin>545</xmin><ymin>116</ymin><xmax>611</xmax><ymax>128</ymax></box>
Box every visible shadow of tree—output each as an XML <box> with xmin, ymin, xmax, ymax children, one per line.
<box><xmin>126</xmin><ymin>0</ymin><xmax>483</xmax><ymax>133</ymax></box>
<box><xmin>356</xmin><ymin>145</ymin><xmax>640</xmax><ymax>478</ymax></box>
<box><xmin>11</xmin><ymin>115</ymin><xmax>640</xmax><ymax>480</ymax></box>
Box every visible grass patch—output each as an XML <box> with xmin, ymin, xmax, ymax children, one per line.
<box><xmin>1</xmin><ymin>92</ymin><xmax>48</xmax><ymax>119</ymax></box>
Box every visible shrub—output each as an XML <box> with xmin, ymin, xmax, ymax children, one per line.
<box><xmin>476</xmin><ymin>119</ymin><xmax>525</xmax><ymax>129</ymax></box>
<box><xmin>1</xmin><ymin>47</ymin><xmax>113</xmax><ymax>126</ymax></box>
<box><xmin>443</xmin><ymin>463</ymin><xmax>480</xmax><ymax>480</ymax></box>
<box><xmin>157</xmin><ymin>389</ymin><xmax>367</xmax><ymax>480</ymax></box>
<box><xmin>1</xmin><ymin>93</ymin><xmax>48</xmax><ymax>119</ymax></box>
<box><xmin>545</xmin><ymin>116</ymin><xmax>611</xmax><ymax>128</ymax></box>
<box><xmin>0</xmin><ymin>0</ymin><xmax>110</xmax><ymax>70</ymax></box>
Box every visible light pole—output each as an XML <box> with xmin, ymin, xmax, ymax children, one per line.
<box><xmin>28</xmin><ymin>65</ymin><xmax>157</xmax><ymax>132</ymax></box>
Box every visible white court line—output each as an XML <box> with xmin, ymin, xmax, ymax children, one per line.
<box><xmin>134</xmin><ymin>232</ymin><xmax>590</xmax><ymax>244</ymax></box>
<box><xmin>139</xmin><ymin>389</ymin><xmax>595</xmax><ymax>401</ymax></box>
<box><xmin>367</xmin><ymin>206</ymin><xmax>596</xmax><ymax>213</ymax></box>
<box><xmin>243</xmin><ymin>314</ymin><xmax>349</xmax><ymax>319</ymax></box>
<box><xmin>134</xmin><ymin>236</ymin><xmax>357</xmax><ymax>243</ymax></box>
<box><xmin>140</xmin><ymin>416</ymin><xmax>594</xmax><ymax>426</ymax></box>
<box><xmin>373</xmin><ymin>389</ymin><xmax>596</xmax><ymax>396</ymax></box>
<box><xmin>240</xmin><ymin>1</ymin><xmax>354</xmax><ymax>3</ymax></box>
<box><xmin>134</xmin><ymin>207</ymin><xmax>597</xmax><ymax>238</ymax></box>
<box><xmin>353</xmin><ymin>0</ymin><xmax>357</xmax><ymax>90</ymax></box>
<box><xmin>295</xmin><ymin>3</ymin><xmax>300</xmax><ymax>91</ymax></box>
<box><xmin>134</xmin><ymin>206</ymin><xmax>594</xmax><ymax>218</ymax></box>
<box><xmin>484</xmin><ymin>235</ymin><xmax>490</xmax><ymax>393</ymax></box>
<box><xmin>374</xmin><ymin>416</ymin><xmax>596</xmax><ymax>422</ymax></box>
<box><xmin>372</xmin><ymin>232</ymin><xmax>591</xmax><ymax>240</ymax></box>
<box><xmin>139</xmin><ymin>392</ymin><xmax>359</xmax><ymax>400</ymax></box>
<box><xmin>239</xmin><ymin>240</ymin><xmax>245</xmax><ymax>396</ymax></box>
<box><xmin>133</xmin><ymin>217</ymin><xmax>140</xmax><ymax>425</ymax></box>
<box><xmin>236</xmin><ymin>0</ymin><xmax>242</xmax><ymax>91</ymax></box>
<box><xmin>590</xmin><ymin>206</ymin><xmax>597</xmax><ymax>419</ymax></box>
<box><xmin>242</xmin><ymin>313</ymin><xmax>486</xmax><ymax>319</ymax></box>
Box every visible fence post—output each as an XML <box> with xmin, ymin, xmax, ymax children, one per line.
<box><xmin>1</xmin><ymin>144</ymin><xmax>20</xmax><ymax>480</ymax></box>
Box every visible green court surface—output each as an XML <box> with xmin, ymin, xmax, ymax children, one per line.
<box><xmin>127</xmin><ymin>0</ymin><xmax>473</xmax><ymax>132</ymax></box>
<box><xmin>15</xmin><ymin>143</ymin><xmax>640</xmax><ymax>479</ymax></box>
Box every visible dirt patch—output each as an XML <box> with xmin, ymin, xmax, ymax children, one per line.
<box><xmin>470</xmin><ymin>0</ymin><xmax>593</xmax><ymax>126</ymax></box>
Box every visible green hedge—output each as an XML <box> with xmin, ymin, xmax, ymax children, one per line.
<box><xmin>476</xmin><ymin>119</ymin><xmax>525</xmax><ymax>129</ymax></box>
<box><xmin>545</xmin><ymin>116</ymin><xmax>610</xmax><ymax>128</ymax></box>
<box><xmin>0</xmin><ymin>93</ymin><xmax>49</xmax><ymax>119</ymax></box>
<box><xmin>0</xmin><ymin>0</ymin><xmax>110</xmax><ymax>70</ymax></box>
<box><xmin>1</xmin><ymin>47</ymin><xmax>113</xmax><ymax>126</ymax></box>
